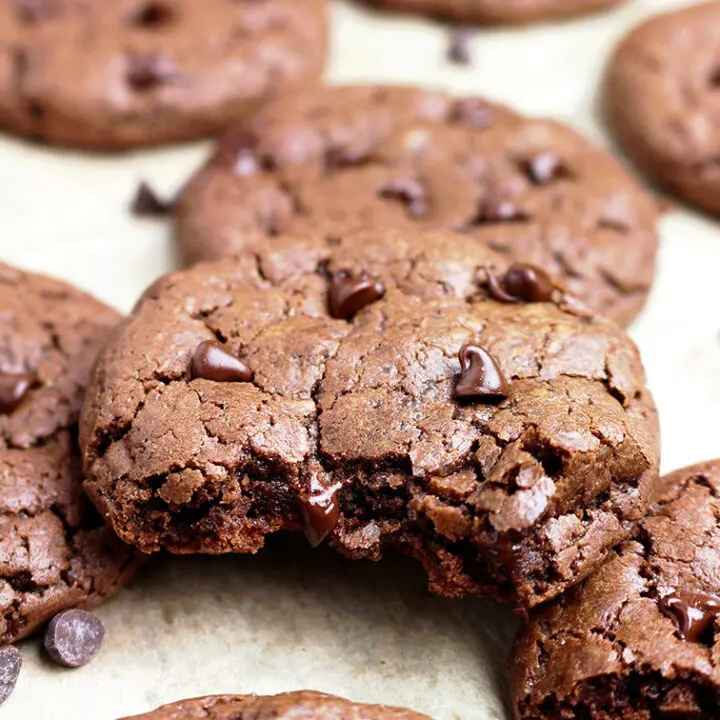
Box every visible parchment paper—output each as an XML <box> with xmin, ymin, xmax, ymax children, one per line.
<box><xmin>1</xmin><ymin>1</ymin><xmax>719</xmax><ymax>717</ymax></box>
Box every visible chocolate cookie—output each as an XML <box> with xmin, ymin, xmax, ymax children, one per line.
<box><xmin>80</xmin><ymin>229</ymin><xmax>659</xmax><ymax>614</ymax></box>
<box><xmin>120</xmin><ymin>691</ymin><xmax>431</xmax><ymax>720</ymax></box>
<box><xmin>512</xmin><ymin>459</ymin><xmax>720</xmax><ymax>719</ymax></box>
<box><xmin>355</xmin><ymin>0</ymin><xmax>624</xmax><ymax>24</ymax></box>
<box><xmin>175</xmin><ymin>85</ymin><xmax>658</xmax><ymax>327</ymax></box>
<box><xmin>0</xmin><ymin>0</ymin><xmax>328</xmax><ymax>150</ymax></box>
<box><xmin>0</xmin><ymin>263</ymin><xmax>137</xmax><ymax>644</ymax></box>
<box><xmin>603</xmin><ymin>2</ymin><xmax>720</xmax><ymax>215</ymax></box>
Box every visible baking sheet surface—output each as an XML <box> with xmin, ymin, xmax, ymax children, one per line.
<box><xmin>1</xmin><ymin>0</ymin><xmax>718</xmax><ymax>717</ymax></box>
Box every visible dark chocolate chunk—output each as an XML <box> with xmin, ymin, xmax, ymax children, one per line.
<box><xmin>659</xmin><ymin>590</ymin><xmax>720</xmax><ymax>643</ymax></box>
<box><xmin>299</xmin><ymin>472</ymin><xmax>341</xmax><ymax>548</ymax></box>
<box><xmin>44</xmin><ymin>609</ymin><xmax>105</xmax><ymax>668</ymax></box>
<box><xmin>126</xmin><ymin>52</ymin><xmax>181</xmax><ymax>91</ymax></box>
<box><xmin>0</xmin><ymin>372</ymin><xmax>34</xmax><ymax>414</ymax></box>
<box><xmin>130</xmin><ymin>181</ymin><xmax>174</xmax><ymax>217</ymax></box>
<box><xmin>329</xmin><ymin>271</ymin><xmax>385</xmax><ymax>320</ymax></box>
<box><xmin>476</xmin><ymin>195</ymin><xmax>529</xmax><ymax>223</ymax></box>
<box><xmin>0</xmin><ymin>646</ymin><xmax>21</xmax><ymax>705</ymax></box>
<box><xmin>325</xmin><ymin>145</ymin><xmax>371</xmax><ymax>169</ymax></box>
<box><xmin>379</xmin><ymin>178</ymin><xmax>428</xmax><ymax>218</ymax></box>
<box><xmin>450</xmin><ymin>98</ymin><xmax>494</xmax><ymax>129</ymax></box>
<box><xmin>132</xmin><ymin>1</ymin><xmax>175</xmax><ymax>26</ymax></box>
<box><xmin>447</xmin><ymin>27</ymin><xmax>473</xmax><ymax>66</ymax></box>
<box><xmin>453</xmin><ymin>344</ymin><xmax>509</xmax><ymax>401</ymax></box>
<box><xmin>502</xmin><ymin>264</ymin><xmax>554</xmax><ymax>303</ymax></box>
<box><xmin>191</xmin><ymin>340</ymin><xmax>252</xmax><ymax>383</ymax></box>
<box><xmin>524</xmin><ymin>152</ymin><xmax>566</xmax><ymax>185</ymax></box>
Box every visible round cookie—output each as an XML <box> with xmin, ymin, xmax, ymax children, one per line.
<box><xmin>0</xmin><ymin>263</ymin><xmax>137</xmax><ymax>644</ymax></box>
<box><xmin>175</xmin><ymin>85</ymin><xmax>659</xmax><ymax>327</ymax></box>
<box><xmin>0</xmin><ymin>0</ymin><xmax>328</xmax><ymax>150</ymax></box>
<box><xmin>80</xmin><ymin>228</ymin><xmax>659</xmax><ymax>614</ymax></box>
<box><xmin>356</xmin><ymin>0</ymin><xmax>624</xmax><ymax>25</ymax></box>
<box><xmin>603</xmin><ymin>2</ymin><xmax>720</xmax><ymax>215</ymax></box>
<box><xmin>512</xmin><ymin>459</ymin><xmax>720</xmax><ymax>719</ymax></box>
<box><xmin>119</xmin><ymin>691</ymin><xmax>431</xmax><ymax>720</ymax></box>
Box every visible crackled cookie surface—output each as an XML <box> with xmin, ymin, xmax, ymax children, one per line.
<box><xmin>603</xmin><ymin>2</ymin><xmax>720</xmax><ymax>214</ymax></box>
<box><xmin>513</xmin><ymin>460</ymin><xmax>720</xmax><ymax>719</ymax></box>
<box><xmin>356</xmin><ymin>0</ymin><xmax>624</xmax><ymax>25</ymax></box>
<box><xmin>0</xmin><ymin>264</ymin><xmax>137</xmax><ymax>644</ymax></box>
<box><xmin>81</xmin><ymin>229</ymin><xmax>659</xmax><ymax>614</ymax></box>
<box><xmin>176</xmin><ymin>85</ymin><xmax>658</xmax><ymax>327</ymax></box>
<box><xmin>120</xmin><ymin>691</ymin><xmax>431</xmax><ymax>720</ymax></box>
<box><xmin>0</xmin><ymin>0</ymin><xmax>328</xmax><ymax>149</ymax></box>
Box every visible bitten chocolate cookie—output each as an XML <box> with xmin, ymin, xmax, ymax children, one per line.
<box><xmin>176</xmin><ymin>85</ymin><xmax>658</xmax><ymax>327</ymax></box>
<box><xmin>0</xmin><ymin>263</ymin><xmax>137</xmax><ymax>644</ymax></box>
<box><xmin>0</xmin><ymin>0</ymin><xmax>327</xmax><ymax>150</ymax></box>
<box><xmin>356</xmin><ymin>0</ymin><xmax>623</xmax><ymax>24</ymax></box>
<box><xmin>603</xmin><ymin>2</ymin><xmax>720</xmax><ymax>215</ymax></box>
<box><xmin>512</xmin><ymin>460</ymin><xmax>720</xmax><ymax>719</ymax></box>
<box><xmin>119</xmin><ymin>691</ymin><xmax>431</xmax><ymax>720</ymax></box>
<box><xmin>81</xmin><ymin>229</ymin><xmax>659</xmax><ymax>614</ymax></box>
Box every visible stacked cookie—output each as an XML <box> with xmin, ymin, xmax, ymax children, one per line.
<box><xmin>1</xmin><ymin>1</ymin><xmax>720</xmax><ymax>719</ymax></box>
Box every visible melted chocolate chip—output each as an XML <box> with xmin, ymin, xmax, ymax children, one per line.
<box><xmin>450</xmin><ymin>98</ymin><xmax>495</xmax><ymax>129</ymax></box>
<box><xmin>329</xmin><ymin>271</ymin><xmax>385</xmax><ymax>320</ymax></box>
<box><xmin>214</xmin><ymin>129</ymin><xmax>259</xmax><ymax>167</ymax></box>
<box><xmin>447</xmin><ymin>27</ymin><xmax>473</xmax><ymax>66</ymax></box>
<box><xmin>497</xmin><ymin>264</ymin><xmax>555</xmax><ymax>303</ymax></box>
<box><xmin>379</xmin><ymin>178</ymin><xmax>429</xmax><ymax>218</ymax></box>
<box><xmin>659</xmin><ymin>590</ymin><xmax>720</xmax><ymax>643</ymax></box>
<box><xmin>299</xmin><ymin>472</ymin><xmax>342</xmax><ymax>548</ymax></box>
<box><xmin>524</xmin><ymin>151</ymin><xmax>570</xmax><ymax>185</ymax></box>
<box><xmin>126</xmin><ymin>52</ymin><xmax>180</xmax><ymax>91</ymax></box>
<box><xmin>132</xmin><ymin>1</ymin><xmax>175</xmax><ymax>26</ymax></box>
<box><xmin>191</xmin><ymin>340</ymin><xmax>252</xmax><ymax>383</ymax></box>
<box><xmin>483</xmin><ymin>267</ymin><xmax>518</xmax><ymax>304</ymax></box>
<box><xmin>130</xmin><ymin>181</ymin><xmax>174</xmax><ymax>216</ymax></box>
<box><xmin>0</xmin><ymin>372</ymin><xmax>34</xmax><ymax>414</ymax></box>
<box><xmin>44</xmin><ymin>610</ymin><xmax>105</xmax><ymax>668</ymax></box>
<box><xmin>453</xmin><ymin>344</ymin><xmax>509</xmax><ymax>401</ymax></box>
<box><xmin>0</xmin><ymin>646</ymin><xmax>21</xmax><ymax>705</ymax></box>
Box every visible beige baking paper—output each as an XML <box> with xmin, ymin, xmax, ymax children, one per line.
<box><xmin>1</xmin><ymin>0</ymin><xmax>718</xmax><ymax>717</ymax></box>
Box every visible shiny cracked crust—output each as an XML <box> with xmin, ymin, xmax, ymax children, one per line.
<box><xmin>0</xmin><ymin>263</ymin><xmax>137</xmax><ymax>644</ymax></box>
<box><xmin>80</xmin><ymin>229</ymin><xmax>659</xmax><ymax>614</ymax></box>
<box><xmin>603</xmin><ymin>2</ymin><xmax>720</xmax><ymax>215</ymax></box>
<box><xmin>355</xmin><ymin>0</ymin><xmax>624</xmax><ymax>25</ymax></box>
<box><xmin>512</xmin><ymin>460</ymin><xmax>720</xmax><ymax>720</ymax></box>
<box><xmin>176</xmin><ymin>85</ymin><xmax>659</xmax><ymax>327</ymax></box>
<box><xmin>119</xmin><ymin>691</ymin><xmax>431</xmax><ymax>720</ymax></box>
<box><xmin>0</xmin><ymin>0</ymin><xmax>328</xmax><ymax>150</ymax></box>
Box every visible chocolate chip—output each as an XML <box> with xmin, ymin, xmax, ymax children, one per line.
<box><xmin>453</xmin><ymin>344</ymin><xmax>509</xmax><ymax>401</ymax></box>
<box><xmin>299</xmin><ymin>472</ymin><xmax>342</xmax><ymax>548</ymax></box>
<box><xmin>325</xmin><ymin>145</ymin><xmax>371</xmax><ymax>169</ymax></box>
<box><xmin>0</xmin><ymin>647</ymin><xmax>21</xmax><ymax>705</ymax></box>
<box><xmin>130</xmin><ymin>181</ymin><xmax>174</xmax><ymax>216</ymax></box>
<box><xmin>485</xmin><ymin>264</ymin><xmax>554</xmax><ymax>304</ymax></box>
<box><xmin>126</xmin><ymin>52</ymin><xmax>180</xmax><ymax>91</ymax></box>
<box><xmin>214</xmin><ymin>129</ymin><xmax>259</xmax><ymax>166</ymax></box>
<box><xmin>379</xmin><ymin>178</ymin><xmax>428</xmax><ymax>218</ymax></box>
<box><xmin>475</xmin><ymin>194</ymin><xmax>529</xmax><ymax>224</ymax></box>
<box><xmin>0</xmin><ymin>372</ymin><xmax>34</xmax><ymax>414</ymax></box>
<box><xmin>44</xmin><ymin>610</ymin><xmax>105</xmax><ymax>668</ymax></box>
<box><xmin>17</xmin><ymin>0</ymin><xmax>54</xmax><ymax>23</ymax></box>
<box><xmin>447</xmin><ymin>27</ymin><xmax>473</xmax><ymax>66</ymax></box>
<box><xmin>132</xmin><ymin>1</ymin><xmax>175</xmax><ymax>26</ymax></box>
<box><xmin>450</xmin><ymin>98</ymin><xmax>495</xmax><ymax>129</ymax></box>
<box><xmin>329</xmin><ymin>271</ymin><xmax>385</xmax><ymax>320</ymax></box>
<box><xmin>659</xmin><ymin>590</ymin><xmax>720</xmax><ymax>643</ymax></box>
<box><xmin>191</xmin><ymin>340</ymin><xmax>252</xmax><ymax>383</ymax></box>
<box><xmin>524</xmin><ymin>152</ymin><xmax>568</xmax><ymax>185</ymax></box>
